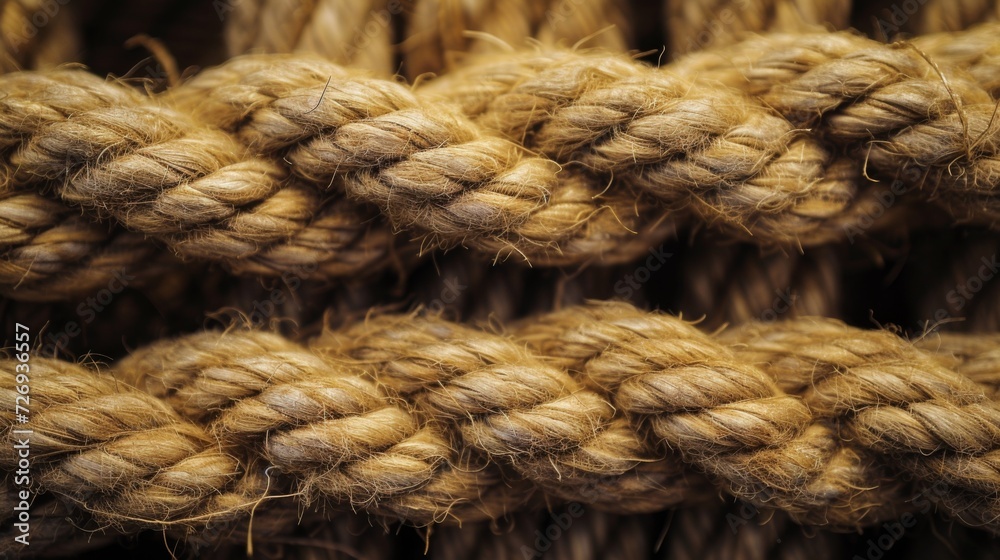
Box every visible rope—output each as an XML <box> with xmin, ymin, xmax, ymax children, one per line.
<box><xmin>664</xmin><ymin>0</ymin><xmax>850</xmax><ymax>56</ymax></box>
<box><xmin>403</xmin><ymin>0</ymin><xmax>632</xmax><ymax>79</ymax></box>
<box><xmin>5</xmin><ymin>32</ymin><xmax>1000</xmax><ymax>300</ymax></box>
<box><xmin>676</xmin><ymin>242</ymin><xmax>841</xmax><ymax>329</ymax></box>
<box><xmin>0</xmin><ymin>0</ymin><xmax>79</xmax><ymax>74</ymax></box>
<box><xmin>224</xmin><ymin>0</ymin><xmax>396</xmax><ymax>75</ymax></box>
<box><xmin>4</xmin><ymin>302</ymin><xmax>999</xmax><ymax>549</ymax></box>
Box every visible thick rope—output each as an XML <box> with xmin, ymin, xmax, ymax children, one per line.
<box><xmin>403</xmin><ymin>0</ymin><xmax>632</xmax><ymax>79</ymax></box>
<box><xmin>0</xmin><ymin>67</ymin><xmax>405</xmax><ymax>285</ymax></box>
<box><xmin>224</xmin><ymin>0</ymin><xmax>395</xmax><ymax>75</ymax></box>
<box><xmin>912</xmin><ymin>23</ymin><xmax>1000</xmax><ymax>98</ymax></box>
<box><xmin>676</xmin><ymin>243</ymin><xmax>841</xmax><ymax>329</ymax></box>
<box><xmin>0</xmin><ymin>196</ymin><xmax>166</xmax><ymax>301</ymax></box>
<box><xmin>724</xmin><ymin>317</ymin><xmax>1000</xmax><ymax>530</ymax></box>
<box><xmin>0</xmin><ymin>0</ymin><xmax>79</xmax><ymax>74</ymax></box>
<box><xmin>664</xmin><ymin>0</ymin><xmax>850</xmax><ymax>56</ymax></box>
<box><xmin>5</xmin><ymin>301</ymin><xmax>1000</xmax><ymax>541</ymax></box>
<box><xmin>671</xmin><ymin>31</ymin><xmax>1000</xmax><ymax>225</ymax></box>
<box><xmin>5</xmin><ymin>35</ymin><xmax>1000</xmax><ymax>299</ymax></box>
<box><xmin>901</xmin><ymin>0</ymin><xmax>1000</xmax><ymax>34</ymax></box>
<box><xmin>167</xmin><ymin>53</ymin><xmax>674</xmax><ymax>266</ymax></box>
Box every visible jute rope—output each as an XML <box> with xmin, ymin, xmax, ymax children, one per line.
<box><xmin>664</xmin><ymin>0</ymin><xmax>849</xmax><ymax>56</ymax></box>
<box><xmin>4</xmin><ymin>301</ymin><xmax>999</xmax><ymax>552</ymax></box>
<box><xmin>0</xmin><ymin>65</ymin><xmax>405</xmax><ymax>291</ymax></box>
<box><xmin>224</xmin><ymin>0</ymin><xmax>396</xmax><ymax>75</ymax></box>
<box><xmin>0</xmin><ymin>0</ymin><xmax>79</xmax><ymax>74</ymax></box>
<box><xmin>420</xmin><ymin>42</ymin><xmax>1000</xmax><ymax>240</ymax></box>
<box><xmin>5</xmin><ymin>31</ymin><xmax>1000</xmax><ymax>301</ymax></box>
<box><xmin>676</xmin><ymin>243</ymin><xmax>841</xmax><ymax>329</ymax></box>
<box><xmin>911</xmin><ymin>22</ymin><xmax>1000</xmax><ymax>98</ymax></box>
<box><xmin>895</xmin><ymin>0</ymin><xmax>1000</xmax><ymax>34</ymax></box>
<box><xmin>167</xmin><ymin>53</ymin><xmax>671</xmax><ymax>266</ymax></box>
<box><xmin>672</xmin><ymin>30</ymin><xmax>1000</xmax><ymax>225</ymax></box>
<box><xmin>403</xmin><ymin>0</ymin><xmax>632</xmax><ymax>79</ymax></box>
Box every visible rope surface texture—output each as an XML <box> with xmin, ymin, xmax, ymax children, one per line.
<box><xmin>3</xmin><ymin>301</ymin><xmax>999</xmax><ymax>555</ymax></box>
<box><xmin>7</xmin><ymin>28</ymin><xmax>1000</xmax><ymax>300</ymax></box>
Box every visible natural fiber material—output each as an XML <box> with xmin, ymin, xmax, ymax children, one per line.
<box><xmin>5</xmin><ymin>302</ymin><xmax>1000</xmax><ymax>550</ymax></box>
<box><xmin>724</xmin><ymin>317</ymin><xmax>1000</xmax><ymax>530</ymax></box>
<box><xmin>672</xmin><ymin>30</ymin><xmax>1000</xmax><ymax>224</ymax></box>
<box><xmin>403</xmin><ymin>0</ymin><xmax>632</xmax><ymax>79</ymax></box>
<box><xmin>918</xmin><ymin>331</ymin><xmax>1000</xmax><ymax>399</ymax></box>
<box><xmin>912</xmin><ymin>23</ymin><xmax>1000</xmax><ymax>97</ymax></box>
<box><xmin>664</xmin><ymin>0</ymin><xmax>849</xmax><ymax>56</ymax></box>
<box><xmin>896</xmin><ymin>0</ymin><xmax>1000</xmax><ymax>34</ymax></box>
<box><xmin>0</xmin><ymin>200</ymin><xmax>164</xmax><ymax>301</ymax></box>
<box><xmin>421</xmin><ymin>49</ymin><xmax>864</xmax><ymax>246</ymax></box>
<box><xmin>677</xmin><ymin>243</ymin><xmax>841</xmax><ymax>329</ymax></box>
<box><xmin>168</xmin><ymin>53</ymin><xmax>676</xmax><ymax>265</ymax></box>
<box><xmin>0</xmin><ymin>66</ymin><xmax>401</xmax><ymax>284</ymax></box>
<box><xmin>224</xmin><ymin>0</ymin><xmax>395</xmax><ymax>74</ymax></box>
<box><xmin>0</xmin><ymin>0</ymin><xmax>79</xmax><ymax>73</ymax></box>
<box><xmin>6</xmin><ymin>32</ymin><xmax>1000</xmax><ymax>301</ymax></box>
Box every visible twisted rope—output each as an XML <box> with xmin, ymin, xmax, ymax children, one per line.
<box><xmin>5</xmin><ymin>33</ymin><xmax>1000</xmax><ymax>299</ymax></box>
<box><xmin>403</xmin><ymin>0</ymin><xmax>632</xmax><ymax>79</ymax></box>
<box><xmin>672</xmin><ymin>31</ymin><xmax>1000</xmax><ymax>224</ymax></box>
<box><xmin>0</xmin><ymin>0</ymin><xmax>79</xmax><ymax>74</ymax></box>
<box><xmin>4</xmin><ymin>302</ymin><xmax>999</xmax><ymax>549</ymax></box>
<box><xmin>664</xmin><ymin>0</ymin><xmax>849</xmax><ymax>56</ymax></box>
<box><xmin>224</xmin><ymin>0</ymin><xmax>395</xmax><ymax>75</ymax></box>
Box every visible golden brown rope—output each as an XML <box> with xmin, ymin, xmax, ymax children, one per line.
<box><xmin>911</xmin><ymin>22</ymin><xmax>1000</xmax><ymax>97</ymax></box>
<box><xmin>420</xmin><ymin>48</ymin><xmax>866</xmax><ymax>246</ymax></box>
<box><xmin>6</xmin><ymin>301</ymin><xmax>1000</xmax><ymax>542</ymax></box>
<box><xmin>0</xmin><ymin>66</ymin><xmax>404</xmax><ymax>285</ymax></box>
<box><xmin>7</xmin><ymin>34</ymin><xmax>1000</xmax><ymax>300</ymax></box>
<box><xmin>166</xmin><ymin>52</ymin><xmax>676</xmax><ymax>266</ymax></box>
<box><xmin>224</xmin><ymin>0</ymin><xmax>396</xmax><ymax>75</ymax></box>
<box><xmin>664</xmin><ymin>0</ymin><xmax>850</xmax><ymax>56</ymax></box>
<box><xmin>724</xmin><ymin>317</ymin><xmax>1000</xmax><ymax>530</ymax></box>
<box><xmin>676</xmin><ymin>243</ymin><xmax>841</xmax><ymax>329</ymax></box>
<box><xmin>671</xmin><ymin>31</ymin><xmax>1000</xmax><ymax>225</ymax></box>
<box><xmin>0</xmin><ymin>0</ymin><xmax>79</xmax><ymax>74</ymax></box>
<box><xmin>0</xmin><ymin>69</ymin><xmax>176</xmax><ymax>300</ymax></box>
<box><xmin>403</xmin><ymin>0</ymin><xmax>633</xmax><ymax>79</ymax></box>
